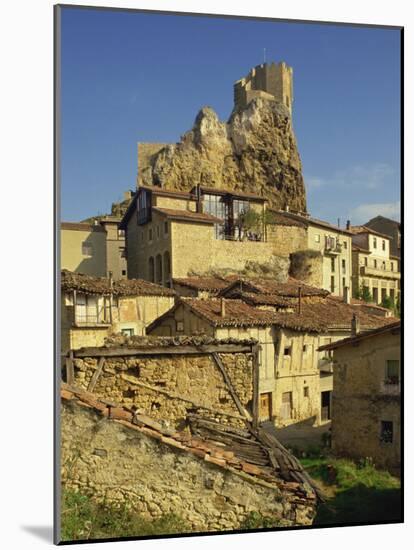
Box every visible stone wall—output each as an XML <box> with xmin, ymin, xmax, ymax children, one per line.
<box><xmin>61</xmin><ymin>226</ymin><xmax>107</xmax><ymax>277</ymax></box>
<box><xmin>61</xmin><ymin>400</ymin><xmax>316</xmax><ymax>532</ymax></box>
<box><xmin>267</xmin><ymin>224</ymin><xmax>307</xmax><ymax>256</ymax></box>
<box><xmin>71</xmin><ymin>351</ymin><xmax>254</xmax><ymax>430</ymax></box>
<box><xmin>331</xmin><ymin>330</ymin><xmax>400</xmax><ymax>470</ymax></box>
<box><xmin>290</xmin><ymin>250</ymin><xmax>324</xmax><ymax>288</ymax></box>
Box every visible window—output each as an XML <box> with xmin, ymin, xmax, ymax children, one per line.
<box><xmin>385</xmin><ymin>360</ymin><xmax>399</xmax><ymax>385</ymax></box>
<box><xmin>163</xmin><ymin>251</ymin><xmax>171</xmax><ymax>286</ymax></box>
<box><xmin>343</xmin><ymin>241</ymin><xmax>348</xmax><ymax>249</ymax></box>
<box><xmin>380</xmin><ymin>421</ymin><xmax>393</xmax><ymax>444</ymax></box>
<box><xmin>342</xmin><ymin>277</ymin><xmax>346</xmax><ymax>289</ymax></box>
<box><xmin>119</xmin><ymin>247</ymin><xmax>126</xmax><ymax>258</ymax></box>
<box><xmin>284</xmin><ymin>347</ymin><xmax>291</xmax><ymax>356</ymax></box>
<box><xmin>121</xmin><ymin>270</ymin><xmax>126</xmax><ymax>276</ymax></box>
<box><xmin>81</xmin><ymin>241</ymin><xmax>93</xmax><ymax>256</ymax></box>
<box><xmin>156</xmin><ymin>225</ymin><xmax>160</xmax><ymax>239</ymax></box>
<box><xmin>342</xmin><ymin>259</ymin><xmax>346</xmax><ymax>274</ymax></box>
<box><xmin>382</xmin><ymin>261</ymin><xmax>386</xmax><ymax>270</ymax></box>
<box><xmin>176</xmin><ymin>320</ymin><xmax>184</xmax><ymax>332</ymax></box>
<box><xmin>315</xmin><ymin>234</ymin><xmax>320</xmax><ymax>243</ymax></box>
<box><xmin>149</xmin><ymin>228</ymin><xmax>153</xmax><ymax>242</ymax></box>
<box><xmin>303</xmin><ymin>344</ymin><xmax>308</xmax><ymax>353</ymax></box>
<box><xmin>303</xmin><ymin>386</ymin><xmax>309</xmax><ymax>398</ymax></box>
<box><xmin>373</xmin><ymin>237</ymin><xmax>377</xmax><ymax>249</ymax></box>
<box><xmin>374</xmin><ymin>259</ymin><xmax>377</xmax><ymax>268</ymax></box>
<box><xmin>364</xmin><ymin>257</ymin><xmax>368</xmax><ymax>266</ymax></box>
<box><xmin>382</xmin><ymin>240</ymin><xmax>386</xmax><ymax>251</ymax></box>
<box><xmin>155</xmin><ymin>254</ymin><xmax>162</xmax><ymax>285</ymax></box>
<box><xmin>164</xmin><ymin>221</ymin><xmax>168</xmax><ymax>235</ymax></box>
<box><xmin>117</xmin><ymin>229</ymin><xmax>125</xmax><ymax>238</ymax></box>
<box><xmin>330</xmin><ymin>276</ymin><xmax>335</xmax><ymax>293</ymax></box>
<box><xmin>121</xmin><ymin>328</ymin><xmax>134</xmax><ymax>337</ymax></box>
<box><xmin>331</xmin><ymin>257</ymin><xmax>335</xmax><ymax>272</ymax></box>
<box><xmin>391</xmin><ymin>262</ymin><xmax>394</xmax><ymax>271</ymax></box>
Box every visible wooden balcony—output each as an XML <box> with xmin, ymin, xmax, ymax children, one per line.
<box><xmin>360</xmin><ymin>266</ymin><xmax>400</xmax><ymax>280</ymax></box>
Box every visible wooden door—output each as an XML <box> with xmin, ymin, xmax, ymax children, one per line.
<box><xmin>259</xmin><ymin>392</ymin><xmax>272</xmax><ymax>421</ymax></box>
<box><xmin>280</xmin><ymin>391</ymin><xmax>292</xmax><ymax>420</ymax></box>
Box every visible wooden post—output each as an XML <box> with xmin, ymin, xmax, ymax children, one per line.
<box><xmin>65</xmin><ymin>350</ymin><xmax>75</xmax><ymax>385</ymax></box>
<box><xmin>251</xmin><ymin>344</ymin><xmax>261</xmax><ymax>428</ymax></box>
<box><xmin>211</xmin><ymin>352</ymin><xmax>251</xmax><ymax>420</ymax></box>
<box><xmin>87</xmin><ymin>357</ymin><xmax>106</xmax><ymax>392</ymax></box>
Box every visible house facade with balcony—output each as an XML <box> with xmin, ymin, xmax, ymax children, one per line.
<box><xmin>319</xmin><ymin>321</ymin><xmax>401</xmax><ymax>471</ymax></box>
<box><xmin>60</xmin><ymin>269</ymin><xmax>175</xmax><ymax>353</ymax></box>
<box><xmin>120</xmin><ymin>184</ymin><xmax>276</xmax><ymax>285</ymax></box>
<box><xmin>349</xmin><ymin>225</ymin><xmax>400</xmax><ymax>306</ymax></box>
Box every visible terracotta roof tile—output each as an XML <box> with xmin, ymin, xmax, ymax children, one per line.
<box><xmin>61</xmin><ymin>222</ymin><xmax>106</xmax><ymax>232</ymax></box>
<box><xmin>318</xmin><ymin>321</ymin><xmax>400</xmax><ymax>351</ymax></box>
<box><xmin>152</xmin><ymin>207</ymin><xmax>222</xmax><ymax>224</ymax></box>
<box><xmin>173</xmin><ymin>276</ymin><xmax>235</xmax><ymax>292</ymax></box>
<box><xmin>61</xmin><ymin>270</ymin><xmax>175</xmax><ymax>297</ymax></box>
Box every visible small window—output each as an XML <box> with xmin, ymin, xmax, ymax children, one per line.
<box><xmin>284</xmin><ymin>347</ymin><xmax>291</xmax><ymax>356</ymax></box>
<box><xmin>81</xmin><ymin>242</ymin><xmax>93</xmax><ymax>256</ymax></box>
<box><xmin>391</xmin><ymin>262</ymin><xmax>394</xmax><ymax>271</ymax></box>
<box><xmin>176</xmin><ymin>320</ymin><xmax>184</xmax><ymax>332</ymax></box>
<box><xmin>385</xmin><ymin>360</ymin><xmax>399</xmax><ymax>385</ymax></box>
<box><xmin>303</xmin><ymin>386</ymin><xmax>309</xmax><ymax>398</ymax></box>
<box><xmin>342</xmin><ymin>259</ymin><xmax>346</xmax><ymax>273</ymax></box>
<box><xmin>380</xmin><ymin>421</ymin><xmax>393</xmax><ymax>444</ymax></box>
<box><xmin>330</xmin><ymin>276</ymin><xmax>335</xmax><ymax>293</ymax></box>
<box><xmin>364</xmin><ymin>257</ymin><xmax>368</xmax><ymax>266</ymax></box>
<box><xmin>315</xmin><ymin>234</ymin><xmax>320</xmax><ymax>243</ymax></box>
<box><xmin>121</xmin><ymin>328</ymin><xmax>134</xmax><ymax>337</ymax></box>
<box><xmin>118</xmin><ymin>229</ymin><xmax>125</xmax><ymax>238</ymax></box>
<box><xmin>164</xmin><ymin>221</ymin><xmax>168</xmax><ymax>235</ymax></box>
<box><xmin>331</xmin><ymin>258</ymin><xmax>335</xmax><ymax>272</ymax></box>
<box><xmin>373</xmin><ymin>237</ymin><xmax>377</xmax><ymax>249</ymax></box>
<box><xmin>382</xmin><ymin>261</ymin><xmax>386</xmax><ymax>270</ymax></box>
<box><xmin>342</xmin><ymin>277</ymin><xmax>346</xmax><ymax>289</ymax></box>
<box><xmin>149</xmin><ymin>228</ymin><xmax>153</xmax><ymax>241</ymax></box>
<box><xmin>343</xmin><ymin>241</ymin><xmax>348</xmax><ymax>249</ymax></box>
<box><xmin>119</xmin><ymin>247</ymin><xmax>126</xmax><ymax>258</ymax></box>
<box><xmin>382</xmin><ymin>240</ymin><xmax>386</xmax><ymax>251</ymax></box>
<box><xmin>303</xmin><ymin>344</ymin><xmax>307</xmax><ymax>353</ymax></box>
<box><xmin>374</xmin><ymin>259</ymin><xmax>377</xmax><ymax>268</ymax></box>
<box><xmin>156</xmin><ymin>225</ymin><xmax>160</xmax><ymax>238</ymax></box>
<box><xmin>121</xmin><ymin>270</ymin><xmax>126</xmax><ymax>276</ymax></box>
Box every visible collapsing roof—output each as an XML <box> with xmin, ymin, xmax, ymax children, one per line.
<box><xmin>61</xmin><ymin>269</ymin><xmax>175</xmax><ymax>297</ymax></box>
<box><xmin>318</xmin><ymin>321</ymin><xmax>401</xmax><ymax>351</ymax></box>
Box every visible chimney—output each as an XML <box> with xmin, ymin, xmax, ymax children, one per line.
<box><xmin>351</xmin><ymin>313</ymin><xmax>360</xmax><ymax>337</ymax></box>
<box><xmin>346</xmin><ymin>220</ymin><xmax>351</xmax><ymax>230</ymax></box>
<box><xmin>343</xmin><ymin>286</ymin><xmax>351</xmax><ymax>304</ymax></box>
<box><xmin>220</xmin><ymin>298</ymin><xmax>226</xmax><ymax>317</ymax></box>
<box><xmin>298</xmin><ymin>285</ymin><xmax>302</xmax><ymax>314</ymax></box>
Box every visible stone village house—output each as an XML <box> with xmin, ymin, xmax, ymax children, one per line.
<box><xmin>348</xmin><ymin>224</ymin><xmax>400</xmax><ymax>306</ymax></box>
<box><xmin>61</xmin><ymin>336</ymin><xmax>320</xmax><ymax>531</ymax></box>
<box><xmin>60</xmin><ymin>270</ymin><xmax>175</xmax><ymax>353</ymax></box>
<box><xmin>61</xmin><ymin>217</ymin><xmax>128</xmax><ymax>280</ymax></box>
<box><xmin>319</xmin><ymin>321</ymin><xmax>401</xmax><ymax>472</ymax></box>
<box><xmin>147</xmin><ymin>276</ymin><xmax>397</xmax><ymax>429</ymax></box>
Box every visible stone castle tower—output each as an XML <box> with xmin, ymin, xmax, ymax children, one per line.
<box><xmin>233</xmin><ymin>61</ymin><xmax>293</xmax><ymax>115</ymax></box>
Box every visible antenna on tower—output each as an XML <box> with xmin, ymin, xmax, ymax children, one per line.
<box><xmin>263</xmin><ymin>47</ymin><xmax>266</xmax><ymax>64</ymax></box>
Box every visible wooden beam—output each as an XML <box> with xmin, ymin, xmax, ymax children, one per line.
<box><xmin>251</xmin><ymin>345</ymin><xmax>261</xmax><ymax>428</ymax></box>
<box><xmin>87</xmin><ymin>357</ymin><xmax>106</xmax><ymax>392</ymax></box>
<box><xmin>65</xmin><ymin>350</ymin><xmax>75</xmax><ymax>385</ymax></box>
<box><xmin>73</xmin><ymin>344</ymin><xmax>254</xmax><ymax>358</ymax></box>
<box><xmin>211</xmin><ymin>352</ymin><xmax>251</xmax><ymax>421</ymax></box>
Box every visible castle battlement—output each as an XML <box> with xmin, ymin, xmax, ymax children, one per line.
<box><xmin>234</xmin><ymin>61</ymin><xmax>293</xmax><ymax>114</ymax></box>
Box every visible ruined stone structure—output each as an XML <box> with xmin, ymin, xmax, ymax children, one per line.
<box><xmin>137</xmin><ymin>61</ymin><xmax>306</xmax><ymax>213</ymax></box>
<box><xmin>234</xmin><ymin>62</ymin><xmax>294</xmax><ymax>114</ymax></box>
<box><xmin>61</xmin><ymin>385</ymin><xmax>318</xmax><ymax>532</ymax></box>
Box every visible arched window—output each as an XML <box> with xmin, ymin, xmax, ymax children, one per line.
<box><xmin>149</xmin><ymin>257</ymin><xmax>154</xmax><ymax>282</ymax></box>
<box><xmin>163</xmin><ymin>251</ymin><xmax>171</xmax><ymax>287</ymax></box>
<box><xmin>155</xmin><ymin>254</ymin><xmax>162</xmax><ymax>285</ymax></box>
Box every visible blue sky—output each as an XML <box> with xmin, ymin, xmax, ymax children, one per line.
<box><xmin>60</xmin><ymin>7</ymin><xmax>401</xmax><ymax>225</ymax></box>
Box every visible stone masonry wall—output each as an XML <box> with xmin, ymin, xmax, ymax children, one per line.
<box><xmin>61</xmin><ymin>400</ymin><xmax>316</xmax><ymax>532</ymax></box>
<box><xmin>72</xmin><ymin>352</ymin><xmax>253</xmax><ymax>430</ymax></box>
<box><xmin>267</xmin><ymin>225</ymin><xmax>307</xmax><ymax>257</ymax></box>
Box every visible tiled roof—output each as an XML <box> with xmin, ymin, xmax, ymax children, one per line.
<box><xmin>61</xmin><ymin>222</ymin><xmax>106</xmax><ymax>233</ymax></box>
<box><xmin>318</xmin><ymin>321</ymin><xmax>400</xmax><ymax>351</ymax></box>
<box><xmin>221</xmin><ymin>277</ymin><xmax>329</xmax><ymax>298</ymax></box>
<box><xmin>352</xmin><ymin>244</ymin><xmax>371</xmax><ymax>253</ymax></box>
<box><xmin>348</xmin><ymin>225</ymin><xmax>390</xmax><ymax>239</ymax></box>
<box><xmin>61</xmin><ymin>270</ymin><xmax>175</xmax><ymax>297</ymax></box>
<box><xmin>230</xmin><ymin>292</ymin><xmax>296</xmax><ymax>307</ymax></box>
<box><xmin>173</xmin><ymin>276</ymin><xmax>235</xmax><ymax>292</ymax></box>
<box><xmin>61</xmin><ymin>382</ymin><xmax>320</xmax><ymax>499</ymax></box>
<box><xmin>267</xmin><ymin>211</ymin><xmax>308</xmax><ymax>228</ymax></box>
<box><xmin>183</xmin><ymin>298</ymin><xmax>328</xmax><ymax>332</ymax></box>
<box><xmin>152</xmin><ymin>207</ymin><xmax>222</xmax><ymax>224</ymax></box>
<box><xmin>271</xmin><ymin>211</ymin><xmax>353</xmax><ymax>236</ymax></box>
<box><xmin>139</xmin><ymin>184</ymin><xmax>195</xmax><ymax>199</ymax></box>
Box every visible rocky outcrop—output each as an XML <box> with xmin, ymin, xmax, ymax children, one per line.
<box><xmin>139</xmin><ymin>98</ymin><xmax>307</xmax><ymax>212</ymax></box>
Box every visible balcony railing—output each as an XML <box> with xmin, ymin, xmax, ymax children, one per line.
<box><xmin>324</xmin><ymin>243</ymin><xmax>342</xmax><ymax>255</ymax></box>
<box><xmin>379</xmin><ymin>379</ymin><xmax>400</xmax><ymax>395</ymax></box>
<box><xmin>360</xmin><ymin>266</ymin><xmax>401</xmax><ymax>279</ymax></box>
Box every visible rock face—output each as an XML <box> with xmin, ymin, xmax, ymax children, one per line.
<box><xmin>139</xmin><ymin>98</ymin><xmax>307</xmax><ymax>212</ymax></box>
